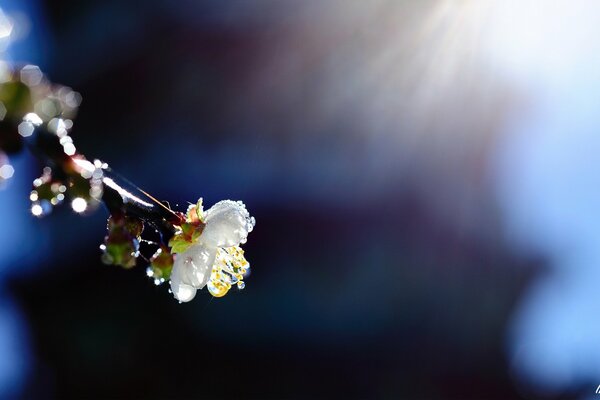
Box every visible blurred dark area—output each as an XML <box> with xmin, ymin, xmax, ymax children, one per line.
<box><xmin>3</xmin><ymin>0</ymin><xmax>599</xmax><ymax>399</ymax></box>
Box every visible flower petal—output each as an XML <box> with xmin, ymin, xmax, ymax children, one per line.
<box><xmin>182</xmin><ymin>244</ymin><xmax>216</xmax><ymax>289</ymax></box>
<box><xmin>170</xmin><ymin>260</ymin><xmax>197</xmax><ymax>302</ymax></box>
<box><xmin>202</xmin><ymin>200</ymin><xmax>255</xmax><ymax>247</ymax></box>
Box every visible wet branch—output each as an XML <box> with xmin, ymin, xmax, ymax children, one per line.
<box><xmin>30</xmin><ymin>125</ymin><xmax>182</xmax><ymax>243</ymax></box>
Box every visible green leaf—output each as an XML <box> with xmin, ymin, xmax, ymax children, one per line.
<box><xmin>150</xmin><ymin>248</ymin><xmax>174</xmax><ymax>279</ymax></box>
<box><xmin>169</xmin><ymin>237</ymin><xmax>192</xmax><ymax>254</ymax></box>
<box><xmin>106</xmin><ymin>242</ymin><xmax>137</xmax><ymax>268</ymax></box>
<box><xmin>191</xmin><ymin>227</ymin><xmax>203</xmax><ymax>241</ymax></box>
<box><xmin>180</xmin><ymin>222</ymin><xmax>195</xmax><ymax>238</ymax></box>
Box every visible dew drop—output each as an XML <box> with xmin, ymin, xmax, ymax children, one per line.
<box><xmin>207</xmin><ymin>280</ymin><xmax>230</xmax><ymax>298</ymax></box>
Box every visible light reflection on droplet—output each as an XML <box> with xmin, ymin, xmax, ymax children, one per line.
<box><xmin>30</xmin><ymin>200</ymin><xmax>52</xmax><ymax>217</ymax></box>
<box><xmin>47</xmin><ymin>118</ymin><xmax>68</xmax><ymax>137</ymax></box>
<box><xmin>63</xmin><ymin>142</ymin><xmax>76</xmax><ymax>156</ymax></box>
<box><xmin>92</xmin><ymin>169</ymin><xmax>103</xmax><ymax>180</ymax></box>
<box><xmin>31</xmin><ymin>203</ymin><xmax>43</xmax><ymax>217</ymax></box>
<box><xmin>23</xmin><ymin>112</ymin><xmax>43</xmax><ymax>125</ymax></box>
<box><xmin>29</xmin><ymin>191</ymin><xmax>38</xmax><ymax>201</ymax></box>
<box><xmin>35</xmin><ymin>99</ymin><xmax>57</xmax><ymax>119</ymax></box>
<box><xmin>71</xmin><ymin>197</ymin><xmax>87</xmax><ymax>213</ymax></box>
<box><xmin>65</xmin><ymin>91</ymin><xmax>82</xmax><ymax>108</ymax></box>
<box><xmin>80</xmin><ymin>168</ymin><xmax>92</xmax><ymax>179</ymax></box>
<box><xmin>0</xmin><ymin>164</ymin><xmax>14</xmax><ymax>179</ymax></box>
<box><xmin>102</xmin><ymin>177</ymin><xmax>154</xmax><ymax>207</ymax></box>
<box><xmin>207</xmin><ymin>280</ymin><xmax>230</xmax><ymax>298</ymax></box>
<box><xmin>17</xmin><ymin>122</ymin><xmax>34</xmax><ymax>137</ymax></box>
<box><xmin>20</xmin><ymin>65</ymin><xmax>42</xmax><ymax>87</ymax></box>
<box><xmin>89</xmin><ymin>185</ymin><xmax>102</xmax><ymax>199</ymax></box>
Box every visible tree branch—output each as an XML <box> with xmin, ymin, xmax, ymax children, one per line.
<box><xmin>30</xmin><ymin>125</ymin><xmax>182</xmax><ymax>243</ymax></box>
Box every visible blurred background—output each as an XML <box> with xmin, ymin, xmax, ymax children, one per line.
<box><xmin>1</xmin><ymin>0</ymin><xmax>600</xmax><ymax>398</ymax></box>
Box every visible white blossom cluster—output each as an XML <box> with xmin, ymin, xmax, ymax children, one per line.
<box><xmin>170</xmin><ymin>200</ymin><xmax>255</xmax><ymax>302</ymax></box>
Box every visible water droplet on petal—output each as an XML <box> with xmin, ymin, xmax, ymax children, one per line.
<box><xmin>173</xmin><ymin>283</ymin><xmax>196</xmax><ymax>302</ymax></box>
<box><xmin>207</xmin><ymin>280</ymin><xmax>230</xmax><ymax>298</ymax></box>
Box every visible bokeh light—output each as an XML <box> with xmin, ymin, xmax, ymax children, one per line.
<box><xmin>3</xmin><ymin>1</ymin><xmax>600</xmax><ymax>399</ymax></box>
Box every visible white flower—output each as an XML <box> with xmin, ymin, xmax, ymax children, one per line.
<box><xmin>170</xmin><ymin>200</ymin><xmax>254</xmax><ymax>302</ymax></box>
